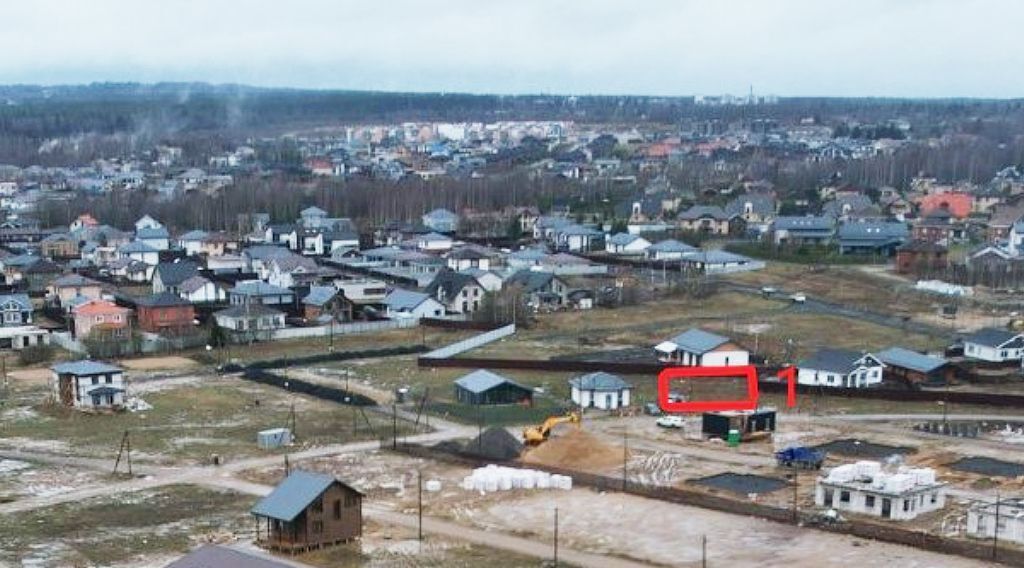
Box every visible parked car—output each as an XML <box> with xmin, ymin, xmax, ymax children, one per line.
<box><xmin>789</xmin><ymin>292</ymin><xmax>806</xmax><ymax>303</ymax></box>
<box><xmin>760</xmin><ymin>286</ymin><xmax>777</xmax><ymax>296</ymax></box>
<box><xmin>656</xmin><ymin>415</ymin><xmax>684</xmax><ymax>428</ymax></box>
<box><xmin>643</xmin><ymin>402</ymin><xmax>661</xmax><ymax>416</ymax></box>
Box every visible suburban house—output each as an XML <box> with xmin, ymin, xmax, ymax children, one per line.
<box><xmin>383</xmin><ymin>289</ymin><xmax>445</xmax><ymax>319</ymax></box>
<box><xmin>166</xmin><ymin>544</ymin><xmax>301</xmax><ymax>568</ymax></box>
<box><xmin>179</xmin><ymin>275</ymin><xmax>225</xmax><ymax>303</ymax></box>
<box><xmin>51</xmin><ymin>360</ymin><xmax>126</xmax><ymax>410</ymax></box>
<box><xmin>771</xmin><ymin>216</ymin><xmax>835</xmax><ymax>245</ymax></box>
<box><xmin>555</xmin><ymin>224</ymin><xmax>604</xmax><ymax>252</ymax></box>
<box><xmin>422</xmin><ymin>208</ymin><xmax>459</xmax><ymax>233</ymax></box>
<box><xmin>134</xmin><ymin>293</ymin><xmax>196</xmax><ymax>335</ymax></box>
<box><xmin>153</xmin><ymin>261</ymin><xmax>200</xmax><ymax>294</ymax></box>
<box><xmin>725</xmin><ymin>194</ymin><xmax>776</xmax><ymax>226</ymax></box>
<box><xmin>71</xmin><ymin>299</ymin><xmax>132</xmax><ymax>340</ymax></box>
<box><xmin>677</xmin><ymin>205</ymin><xmax>738</xmax><ymax>235</ymax></box>
<box><xmin>894</xmin><ymin>241</ymin><xmax>948</xmax><ymax>274</ymax></box>
<box><xmin>252</xmin><ymin>470</ymin><xmax>363</xmax><ymax>553</ymax></box>
<box><xmin>0</xmin><ymin>324</ymin><xmax>49</xmax><ymax>350</ymax></box>
<box><xmin>815</xmin><ymin>461</ymin><xmax>945</xmax><ymax>521</ymax></box>
<box><xmin>136</xmin><ymin>225</ymin><xmax>171</xmax><ymax>251</ymax></box>
<box><xmin>267</xmin><ymin>255</ymin><xmax>323</xmax><ymax>289</ymax></box>
<box><xmin>416</xmin><ymin>232</ymin><xmax>454</xmax><ymax>252</ymax></box>
<box><xmin>46</xmin><ymin>274</ymin><xmax>104</xmax><ymax>309</ymax></box>
<box><xmin>0</xmin><ymin>293</ymin><xmax>33</xmax><ymax>326</ymax></box>
<box><xmin>962</xmin><ymin>328</ymin><xmax>1024</xmax><ymax>363</ymax></box>
<box><xmin>797</xmin><ymin>349</ymin><xmax>884</xmax><ymax>388</ymax></box>
<box><xmin>229</xmin><ymin>281</ymin><xmax>295</xmax><ymax>307</ymax></box>
<box><xmin>504</xmin><ymin>270</ymin><xmax>569</xmax><ymax>310</ymax></box>
<box><xmin>214</xmin><ymin>304</ymin><xmax>286</xmax><ymax>335</ymax></box>
<box><xmin>453</xmin><ymin>369</ymin><xmax>533</xmax><ymax>406</ymax></box>
<box><xmin>605</xmin><ymin>233</ymin><xmax>651</xmax><ymax>255</ymax></box>
<box><xmin>22</xmin><ymin>259</ymin><xmax>63</xmax><ymax>293</ymax></box>
<box><xmin>425</xmin><ymin>270</ymin><xmax>484</xmax><ymax>314</ymax></box>
<box><xmin>654</xmin><ymin>328</ymin><xmax>749</xmax><ymax>366</ymax></box>
<box><xmin>836</xmin><ymin>222</ymin><xmax>909</xmax><ymax>256</ymax></box>
<box><xmin>265</xmin><ymin>225</ymin><xmax>299</xmax><ymax>250</ymax></box>
<box><xmin>876</xmin><ymin>347</ymin><xmax>951</xmax><ymax>386</ymax></box>
<box><xmin>118</xmin><ymin>241</ymin><xmax>160</xmax><ymax>266</ymax></box>
<box><xmin>646</xmin><ymin>239</ymin><xmax>698</xmax><ymax>261</ymax></box>
<box><xmin>967</xmin><ymin>498</ymin><xmax>1024</xmax><ymax>545</ymax></box>
<box><xmin>445</xmin><ymin>248</ymin><xmax>491</xmax><ymax>271</ymax></box>
<box><xmin>302</xmin><ymin>286</ymin><xmax>352</xmax><ymax>322</ymax></box>
<box><xmin>462</xmin><ymin>268</ymin><xmax>502</xmax><ymax>292</ymax></box>
<box><xmin>569</xmin><ymin>372</ymin><xmax>632</xmax><ymax>410</ymax></box>
<box><xmin>40</xmin><ymin>233</ymin><xmax>79</xmax><ymax>259</ymax></box>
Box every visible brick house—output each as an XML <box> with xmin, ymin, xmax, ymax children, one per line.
<box><xmin>72</xmin><ymin>299</ymin><xmax>132</xmax><ymax>340</ymax></box>
<box><xmin>135</xmin><ymin>292</ymin><xmax>196</xmax><ymax>335</ymax></box>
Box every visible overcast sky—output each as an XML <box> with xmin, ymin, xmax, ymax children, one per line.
<box><xmin>3</xmin><ymin>0</ymin><xmax>1021</xmax><ymax>98</ymax></box>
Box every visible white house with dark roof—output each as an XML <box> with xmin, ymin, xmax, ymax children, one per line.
<box><xmin>797</xmin><ymin>348</ymin><xmax>884</xmax><ymax>388</ymax></box>
<box><xmin>118</xmin><ymin>241</ymin><xmax>160</xmax><ymax>266</ymax></box>
<box><xmin>569</xmin><ymin>372</ymin><xmax>632</xmax><ymax>410</ymax></box>
<box><xmin>422</xmin><ymin>208</ymin><xmax>459</xmax><ymax>233</ymax></box>
<box><xmin>962</xmin><ymin>327</ymin><xmax>1024</xmax><ymax>363</ymax></box>
<box><xmin>655</xmin><ymin>328</ymin><xmax>749</xmax><ymax>366</ymax></box>
<box><xmin>51</xmin><ymin>360</ymin><xmax>125</xmax><ymax>410</ymax></box>
<box><xmin>383</xmin><ymin>289</ymin><xmax>445</xmax><ymax>319</ymax></box>
<box><xmin>605</xmin><ymin>233</ymin><xmax>651</xmax><ymax>255</ymax></box>
<box><xmin>646</xmin><ymin>239</ymin><xmax>698</xmax><ymax>261</ymax></box>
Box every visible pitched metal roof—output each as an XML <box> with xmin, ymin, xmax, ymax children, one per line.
<box><xmin>166</xmin><ymin>544</ymin><xmax>301</xmax><ymax>568</ymax></box>
<box><xmin>876</xmin><ymin>347</ymin><xmax>947</xmax><ymax>374</ymax></box>
<box><xmin>0</xmin><ymin>293</ymin><xmax>32</xmax><ymax>311</ymax></box>
<box><xmin>155</xmin><ymin>261</ymin><xmax>200</xmax><ymax>286</ymax></box>
<box><xmin>425</xmin><ymin>270</ymin><xmax>480</xmax><ymax>303</ymax></box>
<box><xmin>134</xmin><ymin>292</ymin><xmax>191</xmax><ymax>308</ymax></box>
<box><xmin>119</xmin><ymin>241</ymin><xmax>159</xmax><ymax>254</ymax></box>
<box><xmin>569</xmin><ymin>372</ymin><xmax>631</xmax><ymax>391</ymax></box>
<box><xmin>667</xmin><ymin>328</ymin><xmax>730</xmax><ymax>354</ymax></box>
<box><xmin>454</xmin><ymin>369</ymin><xmax>527</xmax><ymax>394</ymax></box>
<box><xmin>251</xmin><ymin>470</ymin><xmax>341</xmax><ymax>522</ymax></box>
<box><xmin>51</xmin><ymin>360</ymin><xmax>123</xmax><ymax>376</ymax></box>
<box><xmin>773</xmin><ymin>216</ymin><xmax>834</xmax><ymax>231</ymax></box>
<box><xmin>608</xmin><ymin>233</ymin><xmax>644</xmax><ymax>246</ymax></box>
<box><xmin>50</xmin><ymin>274</ymin><xmax>102</xmax><ymax>288</ymax></box>
<box><xmin>302</xmin><ymin>285</ymin><xmax>338</xmax><ymax>307</ymax></box>
<box><xmin>136</xmin><ymin>226</ymin><xmax>170</xmax><ymax>239</ymax></box>
<box><xmin>837</xmin><ymin>221</ymin><xmax>909</xmax><ymax>242</ymax></box>
<box><xmin>963</xmin><ymin>327</ymin><xmax>1024</xmax><ymax>349</ymax></box>
<box><xmin>648</xmin><ymin>239</ymin><xmax>697</xmax><ymax>253</ymax></box>
<box><xmin>678</xmin><ymin>205</ymin><xmax>731</xmax><ymax>221</ymax></box>
<box><xmin>231</xmin><ymin>281</ymin><xmax>292</xmax><ymax>297</ymax></box>
<box><xmin>798</xmin><ymin>348</ymin><xmax>879</xmax><ymax>374</ymax></box>
<box><xmin>384</xmin><ymin>289</ymin><xmax>432</xmax><ymax>310</ymax></box>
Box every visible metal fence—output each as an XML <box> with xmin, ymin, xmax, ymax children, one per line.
<box><xmin>420</xmin><ymin>324</ymin><xmax>516</xmax><ymax>359</ymax></box>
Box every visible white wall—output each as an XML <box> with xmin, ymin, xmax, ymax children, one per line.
<box><xmin>700</xmin><ymin>349</ymin><xmax>749</xmax><ymax>367</ymax></box>
<box><xmin>815</xmin><ymin>483</ymin><xmax>945</xmax><ymax>521</ymax></box>
<box><xmin>964</xmin><ymin>341</ymin><xmax>1022</xmax><ymax>363</ymax></box>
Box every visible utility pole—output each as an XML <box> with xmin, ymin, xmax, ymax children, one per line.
<box><xmin>392</xmin><ymin>402</ymin><xmax>398</xmax><ymax>450</ymax></box>
<box><xmin>701</xmin><ymin>534</ymin><xmax>707</xmax><ymax>568</ymax></box>
<box><xmin>553</xmin><ymin>506</ymin><xmax>559</xmax><ymax>567</ymax></box>
<box><xmin>791</xmin><ymin>472</ymin><xmax>799</xmax><ymax>523</ymax></box>
<box><xmin>993</xmin><ymin>492</ymin><xmax>1001</xmax><ymax>560</ymax></box>
<box><xmin>622</xmin><ymin>427</ymin><xmax>629</xmax><ymax>491</ymax></box>
<box><xmin>418</xmin><ymin>469</ymin><xmax>423</xmax><ymax>542</ymax></box>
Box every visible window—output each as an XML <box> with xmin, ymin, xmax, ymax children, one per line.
<box><xmin>105</xmin><ymin>375</ymin><xmax>112</xmax><ymax>384</ymax></box>
<box><xmin>333</xmin><ymin>499</ymin><xmax>341</xmax><ymax>519</ymax></box>
<box><xmin>839</xmin><ymin>491</ymin><xmax>850</xmax><ymax>503</ymax></box>
<box><xmin>91</xmin><ymin>377</ymin><xmax>98</xmax><ymax>385</ymax></box>
<box><xmin>903</xmin><ymin>499</ymin><xmax>910</xmax><ymax>512</ymax></box>
<box><xmin>1001</xmin><ymin>350</ymin><xmax>1008</xmax><ymax>358</ymax></box>
<box><xmin>930</xmin><ymin>493</ymin><xmax>937</xmax><ymax>504</ymax></box>
<box><xmin>865</xmin><ymin>495</ymin><xmax>875</xmax><ymax>508</ymax></box>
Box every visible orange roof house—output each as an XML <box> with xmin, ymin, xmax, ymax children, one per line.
<box><xmin>917</xmin><ymin>192</ymin><xmax>973</xmax><ymax>219</ymax></box>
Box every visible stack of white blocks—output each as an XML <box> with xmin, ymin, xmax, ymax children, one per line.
<box><xmin>461</xmin><ymin>464</ymin><xmax>573</xmax><ymax>493</ymax></box>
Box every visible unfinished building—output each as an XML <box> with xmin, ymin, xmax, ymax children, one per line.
<box><xmin>815</xmin><ymin>461</ymin><xmax>945</xmax><ymax>521</ymax></box>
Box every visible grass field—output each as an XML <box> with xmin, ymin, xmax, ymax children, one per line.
<box><xmin>0</xmin><ymin>484</ymin><xmax>250</xmax><ymax>566</ymax></box>
<box><xmin>0</xmin><ymin>377</ymin><xmax>418</xmax><ymax>464</ymax></box>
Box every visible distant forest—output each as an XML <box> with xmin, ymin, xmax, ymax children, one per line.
<box><xmin>2</xmin><ymin>82</ymin><xmax>1024</xmax><ymax>166</ymax></box>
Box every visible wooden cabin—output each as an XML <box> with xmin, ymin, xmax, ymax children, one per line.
<box><xmin>251</xmin><ymin>470</ymin><xmax>363</xmax><ymax>554</ymax></box>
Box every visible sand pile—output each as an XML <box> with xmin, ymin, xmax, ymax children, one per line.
<box><xmin>522</xmin><ymin>429</ymin><xmax>626</xmax><ymax>472</ymax></box>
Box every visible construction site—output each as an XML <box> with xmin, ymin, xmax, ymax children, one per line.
<box><xmin>3</xmin><ymin>269</ymin><xmax>1024</xmax><ymax>567</ymax></box>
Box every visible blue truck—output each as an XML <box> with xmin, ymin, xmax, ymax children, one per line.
<box><xmin>774</xmin><ymin>446</ymin><xmax>826</xmax><ymax>469</ymax></box>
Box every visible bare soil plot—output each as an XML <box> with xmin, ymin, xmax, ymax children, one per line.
<box><xmin>0</xmin><ymin>458</ymin><xmax>106</xmax><ymax>504</ymax></box>
<box><xmin>0</xmin><ymin>484</ymin><xmax>251</xmax><ymax>567</ymax></box>
<box><xmin>0</xmin><ymin>376</ymin><xmax>414</xmax><ymax>464</ymax></box>
<box><xmin>119</xmin><ymin>356</ymin><xmax>198</xmax><ymax>371</ymax></box>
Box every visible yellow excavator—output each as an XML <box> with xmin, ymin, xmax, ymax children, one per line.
<box><xmin>522</xmin><ymin>411</ymin><xmax>581</xmax><ymax>446</ymax></box>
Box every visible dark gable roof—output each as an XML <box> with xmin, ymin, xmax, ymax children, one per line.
<box><xmin>134</xmin><ymin>292</ymin><xmax>191</xmax><ymax>308</ymax></box>
<box><xmin>964</xmin><ymin>327</ymin><xmax>1024</xmax><ymax>349</ymax></box>
<box><xmin>425</xmin><ymin>270</ymin><xmax>480</xmax><ymax>303</ymax></box>
<box><xmin>876</xmin><ymin>347</ymin><xmax>947</xmax><ymax>374</ymax></box>
<box><xmin>569</xmin><ymin>372</ymin><xmax>631</xmax><ymax>391</ymax></box>
<box><xmin>678</xmin><ymin>205</ymin><xmax>731</xmax><ymax>221</ymax></box>
<box><xmin>667</xmin><ymin>328</ymin><xmax>731</xmax><ymax>354</ymax></box>
<box><xmin>505</xmin><ymin>270</ymin><xmax>556</xmax><ymax>293</ymax></box>
<box><xmin>166</xmin><ymin>544</ymin><xmax>300</xmax><ymax>568</ymax></box>
<box><xmin>799</xmin><ymin>348</ymin><xmax>880</xmax><ymax>374</ymax></box>
<box><xmin>155</xmin><ymin>261</ymin><xmax>200</xmax><ymax>286</ymax></box>
<box><xmin>725</xmin><ymin>194</ymin><xmax>776</xmax><ymax>217</ymax></box>
<box><xmin>454</xmin><ymin>369</ymin><xmax>529</xmax><ymax>394</ymax></box>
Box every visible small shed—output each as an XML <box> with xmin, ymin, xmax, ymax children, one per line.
<box><xmin>453</xmin><ymin>370</ymin><xmax>533</xmax><ymax>406</ymax></box>
<box><xmin>257</xmin><ymin>428</ymin><xmax>293</xmax><ymax>449</ymax></box>
<box><xmin>569</xmin><ymin>372</ymin><xmax>632</xmax><ymax>410</ymax></box>
<box><xmin>252</xmin><ymin>470</ymin><xmax>363</xmax><ymax>554</ymax></box>
<box><xmin>702</xmin><ymin>409</ymin><xmax>776</xmax><ymax>440</ymax></box>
